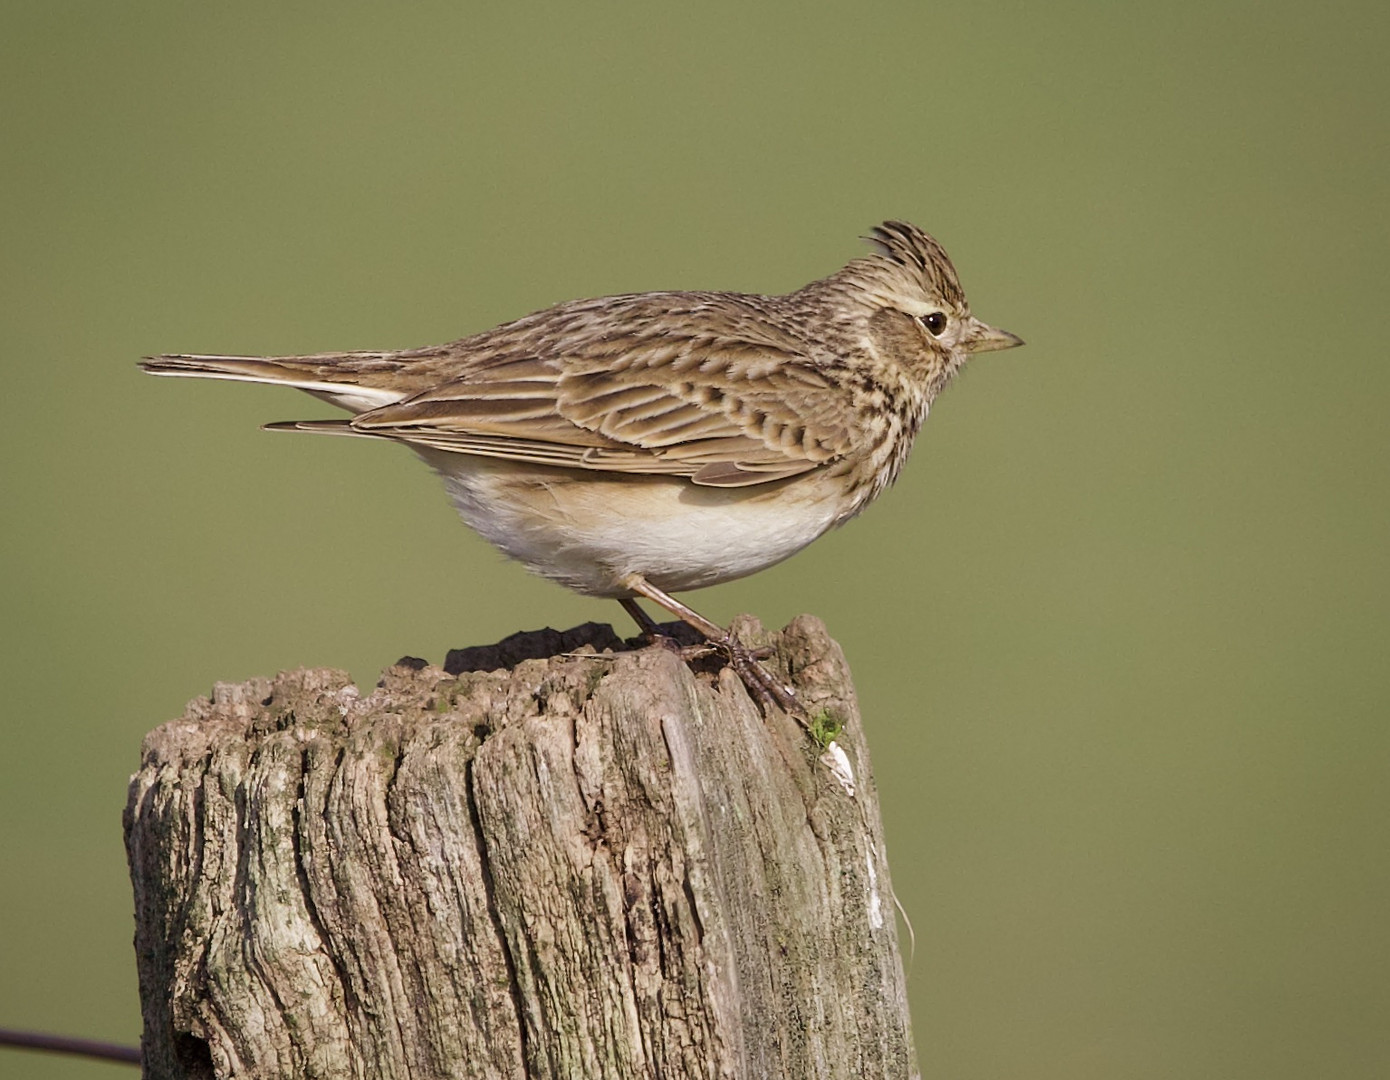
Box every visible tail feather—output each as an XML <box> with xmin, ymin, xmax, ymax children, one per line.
<box><xmin>262</xmin><ymin>419</ymin><xmax>387</xmax><ymax>439</ymax></box>
<box><xmin>141</xmin><ymin>353</ymin><xmax>312</xmax><ymax>381</ymax></box>
<box><xmin>140</xmin><ymin>354</ymin><xmax>405</xmax><ymax>412</ymax></box>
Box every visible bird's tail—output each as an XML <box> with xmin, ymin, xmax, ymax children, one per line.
<box><xmin>140</xmin><ymin>354</ymin><xmax>407</xmax><ymax>413</ymax></box>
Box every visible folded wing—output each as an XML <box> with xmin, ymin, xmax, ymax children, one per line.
<box><xmin>347</xmin><ymin>297</ymin><xmax>855</xmax><ymax>488</ymax></box>
<box><xmin>150</xmin><ymin>293</ymin><xmax>858</xmax><ymax>489</ymax></box>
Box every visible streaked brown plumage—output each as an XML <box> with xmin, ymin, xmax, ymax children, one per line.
<box><xmin>143</xmin><ymin>221</ymin><xmax>1022</xmax><ymax>714</ymax></box>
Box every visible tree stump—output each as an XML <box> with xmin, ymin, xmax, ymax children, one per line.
<box><xmin>125</xmin><ymin>615</ymin><xmax>917</xmax><ymax>1079</ymax></box>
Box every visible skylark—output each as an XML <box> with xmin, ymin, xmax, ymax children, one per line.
<box><xmin>143</xmin><ymin>221</ymin><xmax>1022</xmax><ymax>714</ymax></box>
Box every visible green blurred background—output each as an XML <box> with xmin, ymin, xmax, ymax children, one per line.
<box><xmin>2</xmin><ymin>2</ymin><xmax>1386</xmax><ymax>1077</ymax></box>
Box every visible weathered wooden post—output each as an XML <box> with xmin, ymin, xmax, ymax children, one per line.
<box><xmin>125</xmin><ymin>615</ymin><xmax>917</xmax><ymax>1079</ymax></box>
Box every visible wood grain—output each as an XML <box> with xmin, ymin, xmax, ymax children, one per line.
<box><xmin>125</xmin><ymin>616</ymin><xmax>916</xmax><ymax>1079</ymax></box>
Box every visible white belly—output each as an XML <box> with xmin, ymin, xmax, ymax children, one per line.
<box><xmin>416</xmin><ymin>449</ymin><xmax>850</xmax><ymax>597</ymax></box>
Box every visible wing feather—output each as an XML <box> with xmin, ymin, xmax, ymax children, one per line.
<box><xmin>239</xmin><ymin>293</ymin><xmax>861</xmax><ymax>488</ymax></box>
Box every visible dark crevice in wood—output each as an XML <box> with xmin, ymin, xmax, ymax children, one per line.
<box><xmin>682</xmin><ymin>867</ymin><xmax>705</xmax><ymax>943</ymax></box>
<box><xmin>292</xmin><ymin>747</ymin><xmax>358</xmax><ymax>1023</ymax></box>
<box><xmin>172</xmin><ymin>1031</ymin><xmax>214</xmax><ymax>1080</ymax></box>
<box><xmin>464</xmin><ymin>755</ymin><xmax>534</xmax><ymax>1080</ymax></box>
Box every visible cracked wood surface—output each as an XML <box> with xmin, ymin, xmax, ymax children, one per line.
<box><xmin>125</xmin><ymin>615</ymin><xmax>917</xmax><ymax>1079</ymax></box>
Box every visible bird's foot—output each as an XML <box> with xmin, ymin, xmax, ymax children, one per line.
<box><xmin>617</xmin><ymin>588</ymin><xmax>803</xmax><ymax>717</ymax></box>
<box><xmin>708</xmin><ymin>634</ymin><xmax>803</xmax><ymax>717</ymax></box>
<box><xmin>633</xmin><ymin>631</ymin><xmax>801</xmax><ymax>716</ymax></box>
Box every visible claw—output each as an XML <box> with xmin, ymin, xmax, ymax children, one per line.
<box><xmin>617</xmin><ymin>582</ymin><xmax>807</xmax><ymax>720</ymax></box>
<box><xmin>713</xmin><ymin>634</ymin><xmax>803</xmax><ymax>717</ymax></box>
<box><xmin>633</xmin><ymin>629</ymin><xmax>802</xmax><ymax>716</ymax></box>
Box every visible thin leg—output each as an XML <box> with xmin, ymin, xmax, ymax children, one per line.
<box><xmin>619</xmin><ymin>597</ymin><xmax>662</xmax><ymax>638</ymax></box>
<box><xmin>622</xmin><ymin>575</ymin><xmax>802</xmax><ymax>715</ymax></box>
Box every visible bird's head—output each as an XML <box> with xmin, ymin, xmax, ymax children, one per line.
<box><xmin>827</xmin><ymin>220</ymin><xmax>1023</xmax><ymax>391</ymax></box>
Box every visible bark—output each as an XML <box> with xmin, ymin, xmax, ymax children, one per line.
<box><xmin>125</xmin><ymin>615</ymin><xmax>916</xmax><ymax>1079</ymax></box>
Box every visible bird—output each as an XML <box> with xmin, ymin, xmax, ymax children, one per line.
<box><xmin>142</xmin><ymin>220</ymin><xmax>1022</xmax><ymax>715</ymax></box>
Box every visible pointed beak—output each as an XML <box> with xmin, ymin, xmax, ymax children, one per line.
<box><xmin>963</xmin><ymin>317</ymin><xmax>1025</xmax><ymax>354</ymax></box>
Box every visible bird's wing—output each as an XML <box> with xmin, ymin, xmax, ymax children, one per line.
<box><xmin>349</xmin><ymin>296</ymin><xmax>857</xmax><ymax>488</ymax></box>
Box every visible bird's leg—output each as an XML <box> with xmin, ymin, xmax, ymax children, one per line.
<box><xmin>620</xmin><ymin>595</ymin><xmax>725</xmax><ymax>666</ymax></box>
<box><xmin>619</xmin><ymin>596</ymin><xmax>719</xmax><ymax>657</ymax></box>
<box><xmin>618</xmin><ymin>597</ymin><xmax>663</xmax><ymax>639</ymax></box>
<box><xmin>620</xmin><ymin>575</ymin><xmax>802</xmax><ymax>715</ymax></box>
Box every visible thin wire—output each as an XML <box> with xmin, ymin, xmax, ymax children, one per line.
<box><xmin>0</xmin><ymin>1027</ymin><xmax>141</xmax><ymax>1065</ymax></box>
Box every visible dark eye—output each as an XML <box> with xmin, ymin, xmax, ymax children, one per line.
<box><xmin>919</xmin><ymin>312</ymin><xmax>948</xmax><ymax>336</ymax></box>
